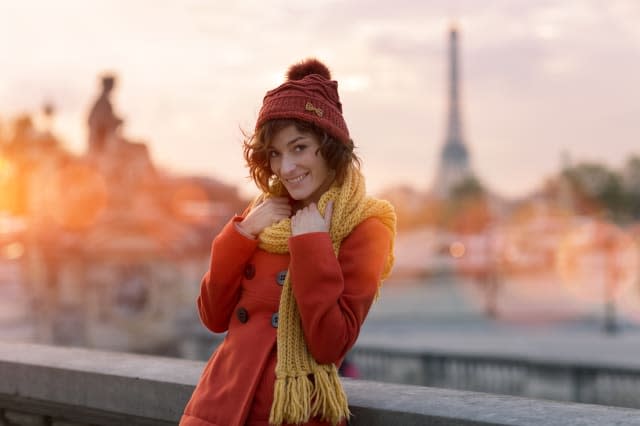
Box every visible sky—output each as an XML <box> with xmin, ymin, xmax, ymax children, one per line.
<box><xmin>1</xmin><ymin>0</ymin><xmax>639</xmax><ymax>200</ymax></box>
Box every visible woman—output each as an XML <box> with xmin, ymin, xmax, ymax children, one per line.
<box><xmin>180</xmin><ymin>58</ymin><xmax>396</xmax><ymax>426</ymax></box>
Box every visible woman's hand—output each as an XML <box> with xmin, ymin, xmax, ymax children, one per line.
<box><xmin>237</xmin><ymin>197</ymin><xmax>291</xmax><ymax>238</ymax></box>
<box><xmin>291</xmin><ymin>201</ymin><xmax>333</xmax><ymax>236</ymax></box>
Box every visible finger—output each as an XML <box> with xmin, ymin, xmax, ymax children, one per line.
<box><xmin>274</xmin><ymin>205</ymin><xmax>292</xmax><ymax>216</ymax></box>
<box><xmin>276</xmin><ymin>210</ymin><xmax>291</xmax><ymax>221</ymax></box>
<box><xmin>324</xmin><ymin>200</ymin><xmax>334</xmax><ymax>224</ymax></box>
<box><xmin>270</xmin><ymin>197</ymin><xmax>290</xmax><ymax>205</ymax></box>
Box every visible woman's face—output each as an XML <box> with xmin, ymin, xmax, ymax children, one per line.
<box><xmin>268</xmin><ymin>124</ymin><xmax>334</xmax><ymax>207</ymax></box>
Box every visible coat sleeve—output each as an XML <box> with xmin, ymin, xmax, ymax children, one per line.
<box><xmin>288</xmin><ymin>217</ymin><xmax>392</xmax><ymax>364</ymax></box>
<box><xmin>197</xmin><ymin>216</ymin><xmax>259</xmax><ymax>333</ymax></box>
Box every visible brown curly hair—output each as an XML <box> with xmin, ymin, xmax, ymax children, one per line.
<box><xmin>243</xmin><ymin>119</ymin><xmax>360</xmax><ymax>195</ymax></box>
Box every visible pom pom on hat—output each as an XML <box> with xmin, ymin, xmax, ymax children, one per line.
<box><xmin>286</xmin><ymin>58</ymin><xmax>331</xmax><ymax>81</ymax></box>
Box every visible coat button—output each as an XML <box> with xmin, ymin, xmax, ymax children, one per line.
<box><xmin>237</xmin><ymin>307</ymin><xmax>249</xmax><ymax>323</ymax></box>
<box><xmin>244</xmin><ymin>263</ymin><xmax>255</xmax><ymax>280</ymax></box>
<box><xmin>271</xmin><ymin>312</ymin><xmax>279</xmax><ymax>328</ymax></box>
<box><xmin>276</xmin><ymin>270</ymin><xmax>287</xmax><ymax>286</ymax></box>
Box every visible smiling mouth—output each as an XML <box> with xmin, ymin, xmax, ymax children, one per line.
<box><xmin>286</xmin><ymin>173</ymin><xmax>309</xmax><ymax>184</ymax></box>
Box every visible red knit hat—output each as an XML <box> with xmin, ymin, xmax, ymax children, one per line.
<box><xmin>255</xmin><ymin>58</ymin><xmax>350</xmax><ymax>145</ymax></box>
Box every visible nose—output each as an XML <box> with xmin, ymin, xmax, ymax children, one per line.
<box><xmin>280</xmin><ymin>154</ymin><xmax>296</xmax><ymax>175</ymax></box>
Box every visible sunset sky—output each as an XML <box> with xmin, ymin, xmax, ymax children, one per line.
<box><xmin>1</xmin><ymin>0</ymin><xmax>639</xmax><ymax>199</ymax></box>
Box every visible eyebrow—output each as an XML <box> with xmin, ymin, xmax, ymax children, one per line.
<box><xmin>269</xmin><ymin>135</ymin><xmax>308</xmax><ymax>152</ymax></box>
<box><xmin>286</xmin><ymin>136</ymin><xmax>306</xmax><ymax>146</ymax></box>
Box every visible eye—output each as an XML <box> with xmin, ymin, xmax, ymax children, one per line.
<box><xmin>268</xmin><ymin>150</ymin><xmax>279</xmax><ymax>158</ymax></box>
<box><xmin>293</xmin><ymin>144</ymin><xmax>307</xmax><ymax>152</ymax></box>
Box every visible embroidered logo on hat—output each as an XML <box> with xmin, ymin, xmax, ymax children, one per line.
<box><xmin>304</xmin><ymin>102</ymin><xmax>323</xmax><ymax>117</ymax></box>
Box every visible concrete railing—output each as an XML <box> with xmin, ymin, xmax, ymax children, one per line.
<box><xmin>350</xmin><ymin>345</ymin><xmax>640</xmax><ymax>409</ymax></box>
<box><xmin>1</xmin><ymin>342</ymin><xmax>640</xmax><ymax>426</ymax></box>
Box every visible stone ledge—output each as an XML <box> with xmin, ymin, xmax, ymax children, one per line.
<box><xmin>0</xmin><ymin>342</ymin><xmax>197</xmax><ymax>424</ymax></box>
<box><xmin>3</xmin><ymin>410</ymin><xmax>47</xmax><ymax>426</ymax></box>
<box><xmin>1</xmin><ymin>342</ymin><xmax>640</xmax><ymax>425</ymax></box>
<box><xmin>343</xmin><ymin>380</ymin><xmax>640</xmax><ymax>425</ymax></box>
<box><xmin>0</xmin><ymin>395</ymin><xmax>170</xmax><ymax>426</ymax></box>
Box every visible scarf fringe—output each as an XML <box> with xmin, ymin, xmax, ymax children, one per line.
<box><xmin>268</xmin><ymin>366</ymin><xmax>349</xmax><ymax>426</ymax></box>
<box><xmin>311</xmin><ymin>365</ymin><xmax>350</xmax><ymax>425</ymax></box>
<box><xmin>268</xmin><ymin>373</ymin><xmax>313</xmax><ymax>425</ymax></box>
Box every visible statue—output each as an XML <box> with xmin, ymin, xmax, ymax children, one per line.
<box><xmin>87</xmin><ymin>74</ymin><xmax>122</xmax><ymax>154</ymax></box>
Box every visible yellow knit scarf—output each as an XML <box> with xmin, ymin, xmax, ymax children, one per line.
<box><xmin>257</xmin><ymin>167</ymin><xmax>396</xmax><ymax>425</ymax></box>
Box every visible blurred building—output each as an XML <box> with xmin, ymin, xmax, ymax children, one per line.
<box><xmin>0</xmin><ymin>80</ymin><xmax>247</xmax><ymax>355</ymax></box>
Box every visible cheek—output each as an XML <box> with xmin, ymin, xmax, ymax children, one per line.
<box><xmin>316</xmin><ymin>156</ymin><xmax>331</xmax><ymax>177</ymax></box>
<box><xmin>269</xmin><ymin>158</ymin><xmax>279</xmax><ymax>173</ymax></box>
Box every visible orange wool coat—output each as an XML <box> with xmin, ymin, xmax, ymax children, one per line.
<box><xmin>180</xmin><ymin>214</ymin><xmax>392</xmax><ymax>426</ymax></box>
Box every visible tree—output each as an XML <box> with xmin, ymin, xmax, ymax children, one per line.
<box><xmin>563</xmin><ymin>163</ymin><xmax>626</xmax><ymax>222</ymax></box>
<box><xmin>622</xmin><ymin>156</ymin><xmax>640</xmax><ymax>220</ymax></box>
<box><xmin>444</xmin><ymin>177</ymin><xmax>492</xmax><ymax>234</ymax></box>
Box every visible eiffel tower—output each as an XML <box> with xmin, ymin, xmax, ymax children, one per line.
<box><xmin>432</xmin><ymin>24</ymin><xmax>474</xmax><ymax>198</ymax></box>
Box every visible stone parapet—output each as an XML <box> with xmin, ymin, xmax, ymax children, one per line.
<box><xmin>1</xmin><ymin>342</ymin><xmax>640</xmax><ymax>425</ymax></box>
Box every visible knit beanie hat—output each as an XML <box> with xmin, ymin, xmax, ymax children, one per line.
<box><xmin>256</xmin><ymin>58</ymin><xmax>350</xmax><ymax>145</ymax></box>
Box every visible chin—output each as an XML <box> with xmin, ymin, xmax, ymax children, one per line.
<box><xmin>288</xmin><ymin>192</ymin><xmax>309</xmax><ymax>201</ymax></box>
<box><xmin>283</xmin><ymin>185</ymin><xmax>306</xmax><ymax>200</ymax></box>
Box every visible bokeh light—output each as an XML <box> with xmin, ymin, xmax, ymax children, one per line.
<box><xmin>3</xmin><ymin>242</ymin><xmax>24</xmax><ymax>260</ymax></box>
<box><xmin>449</xmin><ymin>241</ymin><xmax>466</xmax><ymax>258</ymax></box>
<box><xmin>557</xmin><ymin>220</ymin><xmax>639</xmax><ymax>304</ymax></box>
<box><xmin>0</xmin><ymin>155</ymin><xmax>14</xmax><ymax>181</ymax></box>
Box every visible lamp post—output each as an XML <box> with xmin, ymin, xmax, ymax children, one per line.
<box><xmin>602</xmin><ymin>230</ymin><xmax>619</xmax><ymax>334</ymax></box>
<box><xmin>594</xmin><ymin>222</ymin><xmax>632</xmax><ymax>335</ymax></box>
